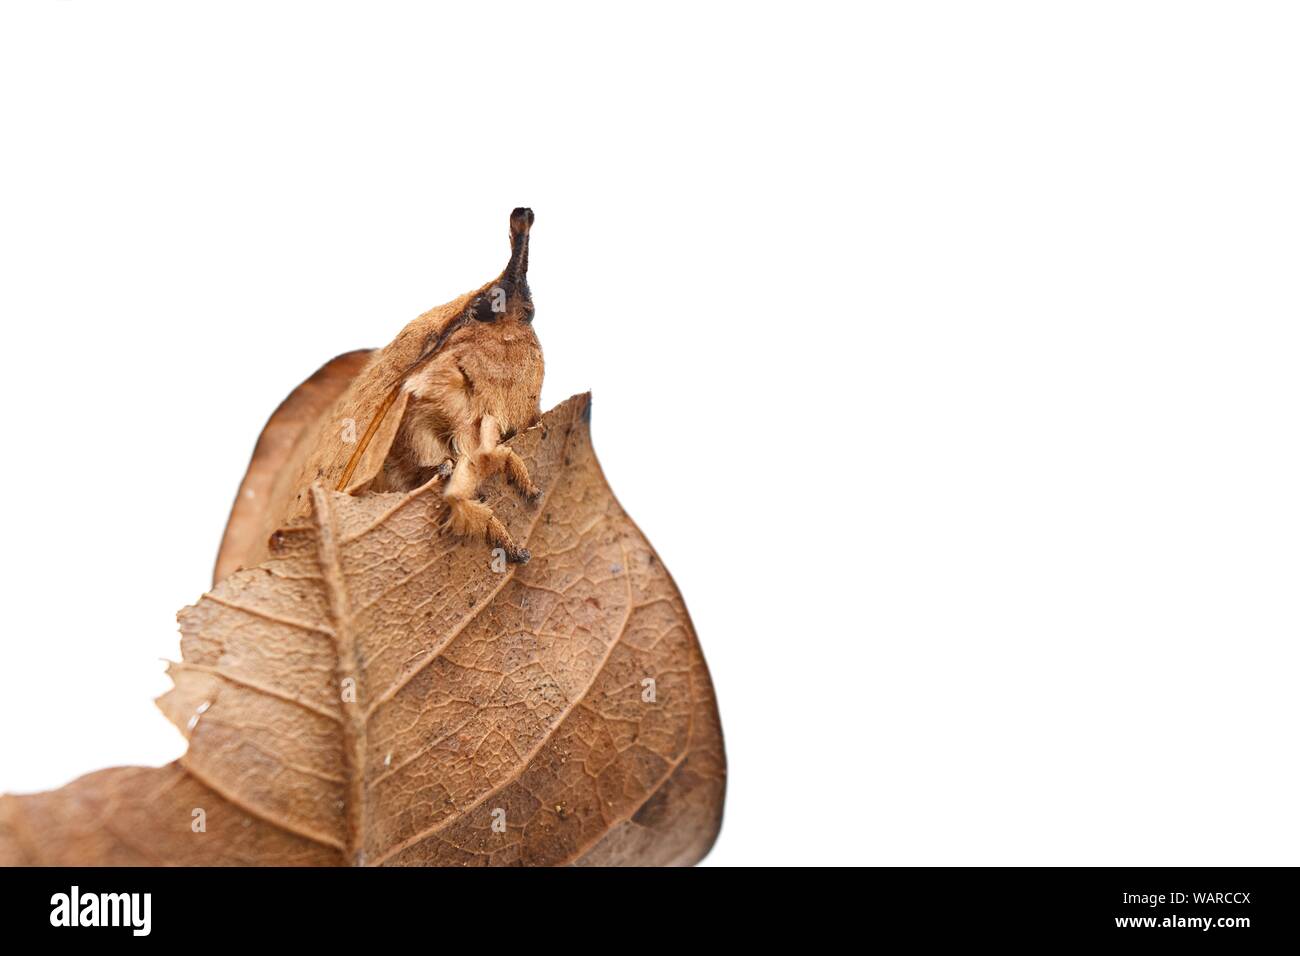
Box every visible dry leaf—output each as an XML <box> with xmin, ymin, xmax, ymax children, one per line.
<box><xmin>0</xmin><ymin>394</ymin><xmax>726</xmax><ymax>865</ymax></box>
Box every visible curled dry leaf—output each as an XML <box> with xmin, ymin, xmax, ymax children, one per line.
<box><xmin>0</xmin><ymin>394</ymin><xmax>726</xmax><ymax>865</ymax></box>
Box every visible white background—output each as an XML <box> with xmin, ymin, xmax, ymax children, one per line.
<box><xmin>1</xmin><ymin>2</ymin><xmax>1297</xmax><ymax>866</ymax></box>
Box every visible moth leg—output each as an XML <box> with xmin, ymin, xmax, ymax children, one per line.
<box><xmin>483</xmin><ymin>445</ymin><xmax>541</xmax><ymax>501</ymax></box>
<box><xmin>470</xmin><ymin>415</ymin><xmax>541</xmax><ymax>501</ymax></box>
<box><xmin>463</xmin><ymin>415</ymin><xmax>541</xmax><ymax>500</ymax></box>
<box><xmin>442</xmin><ymin>419</ymin><xmax>530</xmax><ymax>563</ymax></box>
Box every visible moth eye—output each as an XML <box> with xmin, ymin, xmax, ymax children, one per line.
<box><xmin>470</xmin><ymin>297</ymin><xmax>497</xmax><ymax>323</ymax></box>
<box><xmin>449</xmin><ymin>435</ymin><xmax>462</xmax><ymax>456</ymax></box>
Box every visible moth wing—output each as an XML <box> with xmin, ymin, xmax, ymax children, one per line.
<box><xmin>340</xmin><ymin>387</ymin><xmax>411</xmax><ymax>495</ymax></box>
<box><xmin>215</xmin><ymin>349</ymin><xmax>374</xmax><ymax>582</ymax></box>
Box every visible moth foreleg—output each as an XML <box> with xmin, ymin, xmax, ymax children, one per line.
<box><xmin>442</xmin><ymin>422</ymin><xmax>531</xmax><ymax>563</ymax></box>
<box><xmin>484</xmin><ymin>445</ymin><xmax>541</xmax><ymax>501</ymax></box>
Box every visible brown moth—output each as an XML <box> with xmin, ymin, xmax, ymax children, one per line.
<box><xmin>218</xmin><ymin>208</ymin><xmax>544</xmax><ymax>581</ymax></box>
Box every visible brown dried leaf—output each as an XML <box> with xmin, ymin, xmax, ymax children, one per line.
<box><xmin>0</xmin><ymin>394</ymin><xmax>726</xmax><ymax>866</ymax></box>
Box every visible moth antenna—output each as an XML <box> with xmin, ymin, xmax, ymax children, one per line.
<box><xmin>505</xmin><ymin>207</ymin><xmax>533</xmax><ymax>286</ymax></box>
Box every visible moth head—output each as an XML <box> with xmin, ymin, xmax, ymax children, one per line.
<box><xmin>467</xmin><ymin>207</ymin><xmax>536</xmax><ymax>325</ymax></box>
